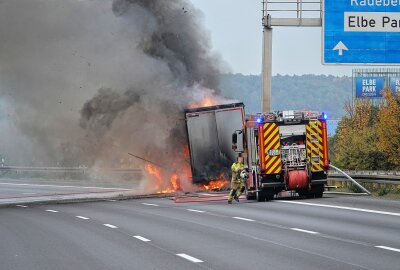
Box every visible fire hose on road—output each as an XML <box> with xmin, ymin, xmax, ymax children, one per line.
<box><xmin>329</xmin><ymin>164</ymin><xmax>371</xmax><ymax>195</ymax></box>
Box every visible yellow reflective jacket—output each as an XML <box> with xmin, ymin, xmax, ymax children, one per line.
<box><xmin>231</xmin><ymin>162</ymin><xmax>245</xmax><ymax>182</ymax></box>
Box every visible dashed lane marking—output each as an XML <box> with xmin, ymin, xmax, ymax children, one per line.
<box><xmin>103</xmin><ymin>224</ymin><xmax>118</xmax><ymax>229</ymax></box>
<box><xmin>176</xmin><ymin>253</ymin><xmax>203</xmax><ymax>263</ymax></box>
<box><xmin>291</xmin><ymin>228</ymin><xmax>319</xmax><ymax>234</ymax></box>
<box><xmin>187</xmin><ymin>209</ymin><xmax>205</xmax><ymax>213</ymax></box>
<box><xmin>45</xmin><ymin>210</ymin><xmax>58</xmax><ymax>213</ymax></box>
<box><xmin>16</xmin><ymin>205</ymin><xmax>28</xmax><ymax>208</ymax></box>
<box><xmin>142</xmin><ymin>203</ymin><xmax>159</xmax><ymax>206</ymax></box>
<box><xmin>376</xmin><ymin>246</ymin><xmax>400</xmax><ymax>253</ymax></box>
<box><xmin>76</xmin><ymin>216</ymin><xmax>90</xmax><ymax>220</ymax></box>
<box><xmin>133</xmin><ymin>235</ymin><xmax>151</xmax><ymax>242</ymax></box>
<box><xmin>278</xmin><ymin>201</ymin><xmax>400</xmax><ymax>217</ymax></box>
<box><xmin>233</xmin><ymin>216</ymin><xmax>255</xmax><ymax>222</ymax></box>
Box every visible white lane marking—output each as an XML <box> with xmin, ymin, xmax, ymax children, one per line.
<box><xmin>16</xmin><ymin>205</ymin><xmax>28</xmax><ymax>208</ymax></box>
<box><xmin>187</xmin><ymin>209</ymin><xmax>205</xmax><ymax>213</ymax></box>
<box><xmin>76</xmin><ymin>216</ymin><xmax>90</xmax><ymax>220</ymax></box>
<box><xmin>142</xmin><ymin>203</ymin><xmax>159</xmax><ymax>206</ymax></box>
<box><xmin>233</xmin><ymin>216</ymin><xmax>255</xmax><ymax>222</ymax></box>
<box><xmin>176</xmin><ymin>253</ymin><xmax>203</xmax><ymax>263</ymax></box>
<box><xmin>103</xmin><ymin>224</ymin><xmax>118</xmax><ymax>229</ymax></box>
<box><xmin>45</xmin><ymin>210</ymin><xmax>58</xmax><ymax>213</ymax></box>
<box><xmin>106</xmin><ymin>199</ymin><xmax>117</xmax><ymax>202</ymax></box>
<box><xmin>291</xmin><ymin>228</ymin><xmax>319</xmax><ymax>235</ymax></box>
<box><xmin>0</xmin><ymin>182</ymin><xmax>130</xmax><ymax>190</ymax></box>
<box><xmin>278</xmin><ymin>201</ymin><xmax>400</xmax><ymax>217</ymax></box>
<box><xmin>22</xmin><ymin>192</ymin><xmax>37</xmax><ymax>195</ymax></box>
<box><xmin>133</xmin><ymin>235</ymin><xmax>151</xmax><ymax>242</ymax></box>
<box><xmin>376</xmin><ymin>246</ymin><xmax>400</xmax><ymax>253</ymax></box>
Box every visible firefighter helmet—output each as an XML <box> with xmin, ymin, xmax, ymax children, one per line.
<box><xmin>240</xmin><ymin>170</ymin><xmax>248</xmax><ymax>179</ymax></box>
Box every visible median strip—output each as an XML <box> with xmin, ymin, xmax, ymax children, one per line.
<box><xmin>176</xmin><ymin>253</ymin><xmax>203</xmax><ymax>263</ymax></box>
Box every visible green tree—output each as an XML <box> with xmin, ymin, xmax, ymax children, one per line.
<box><xmin>376</xmin><ymin>89</ymin><xmax>400</xmax><ymax>168</ymax></box>
<box><xmin>334</xmin><ymin>99</ymin><xmax>386</xmax><ymax>169</ymax></box>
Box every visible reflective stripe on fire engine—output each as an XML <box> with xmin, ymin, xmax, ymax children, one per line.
<box><xmin>262</xmin><ymin>123</ymin><xmax>281</xmax><ymax>174</ymax></box>
<box><xmin>306</xmin><ymin>121</ymin><xmax>324</xmax><ymax>172</ymax></box>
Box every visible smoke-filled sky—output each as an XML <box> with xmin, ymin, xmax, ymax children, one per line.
<box><xmin>0</xmin><ymin>0</ymin><xmax>233</xmax><ymax>171</ymax></box>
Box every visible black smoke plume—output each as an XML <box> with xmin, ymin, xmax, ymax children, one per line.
<box><xmin>0</xmin><ymin>0</ymin><xmax>232</xmax><ymax>191</ymax></box>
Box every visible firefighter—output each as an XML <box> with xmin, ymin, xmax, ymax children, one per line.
<box><xmin>228</xmin><ymin>156</ymin><xmax>245</xmax><ymax>204</ymax></box>
<box><xmin>234</xmin><ymin>169</ymin><xmax>249</xmax><ymax>200</ymax></box>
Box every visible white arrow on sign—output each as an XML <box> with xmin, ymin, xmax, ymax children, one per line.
<box><xmin>333</xmin><ymin>41</ymin><xmax>348</xmax><ymax>56</ymax></box>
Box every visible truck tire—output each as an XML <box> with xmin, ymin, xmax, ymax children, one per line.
<box><xmin>297</xmin><ymin>189</ymin><xmax>308</xmax><ymax>198</ymax></box>
<box><xmin>246</xmin><ymin>192</ymin><xmax>257</xmax><ymax>200</ymax></box>
<box><xmin>312</xmin><ymin>184</ymin><xmax>324</xmax><ymax>198</ymax></box>
<box><xmin>257</xmin><ymin>191</ymin><xmax>266</xmax><ymax>202</ymax></box>
<box><xmin>265</xmin><ymin>189</ymin><xmax>275</xmax><ymax>201</ymax></box>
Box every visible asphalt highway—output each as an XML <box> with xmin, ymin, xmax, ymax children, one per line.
<box><xmin>1</xmin><ymin>194</ymin><xmax>400</xmax><ymax>270</ymax></box>
<box><xmin>0</xmin><ymin>178</ymin><xmax>135</xmax><ymax>201</ymax></box>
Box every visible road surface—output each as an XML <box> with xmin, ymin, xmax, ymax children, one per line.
<box><xmin>1</xmin><ymin>194</ymin><xmax>399</xmax><ymax>270</ymax></box>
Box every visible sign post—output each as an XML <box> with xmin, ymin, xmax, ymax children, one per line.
<box><xmin>324</xmin><ymin>0</ymin><xmax>400</xmax><ymax>64</ymax></box>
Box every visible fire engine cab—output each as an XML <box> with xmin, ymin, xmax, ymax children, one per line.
<box><xmin>232</xmin><ymin>110</ymin><xmax>329</xmax><ymax>201</ymax></box>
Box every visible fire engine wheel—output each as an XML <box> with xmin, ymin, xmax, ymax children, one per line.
<box><xmin>257</xmin><ymin>189</ymin><xmax>274</xmax><ymax>202</ymax></box>
<box><xmin>312</xmin><ymin>184</ymin><xmax>324</xmax><ymax>198</ymax></box>
<box><xmin>256</xmin><ymin>191</ymin><xmax>266</xmax><ymax>202</ymax></box>
<box><xmin>315</xmin><ymin>191</ymin><xmax>323</xmax><ymax>198</ymax></box>
<box><xmin>246</xmin><ymin>192</ymin><xmax>257</xmax><ymax>200</ymax></box>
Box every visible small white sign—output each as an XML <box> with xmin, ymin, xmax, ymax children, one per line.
<box><xmin>268</xmin><ymin>149</ymin><xmax>279</xmax><ymax>156</ymax></box>
<box><xmin>344</xmin><ymin>12</ymin><xmax>400</xmax><ymax>32</ymax></box>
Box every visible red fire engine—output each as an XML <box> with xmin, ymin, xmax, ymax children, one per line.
<box><xmin>232</xmin><ymin>110</ymin><xmax>329</xmax><ymax>201</ymax></box>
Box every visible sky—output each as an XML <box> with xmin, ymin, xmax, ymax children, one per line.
<box><xmin>190</xmin><ymin>0</ymin><xmax>375</xmax><ymax>76</ymax></box>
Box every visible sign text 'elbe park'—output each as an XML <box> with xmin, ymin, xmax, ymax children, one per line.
<box><xmin>324</xmin><ymin>0</ymin><xmax>400</xmax><ymax>64</ymax></box>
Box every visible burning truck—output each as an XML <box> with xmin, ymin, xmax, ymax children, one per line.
<box><xmin>185</xmin><ymin>103</ymin><xmax>330</xmax><ymax>201</ymax></box>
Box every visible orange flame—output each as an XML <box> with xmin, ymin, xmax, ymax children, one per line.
<box><xmin>201</xmin><ymin>180</ymin><xmax>229</xmax><ymax>190</ymax></box>
<box><xmin>144</xmin><ymin>163</ymin><xmax>183</xmax><ymax>194</ymax></box>
<box><xmin>189</xmin><ymin>97</ymin><xmax>220</xmax><ymax>109</ymax></box>
<box><xmin>199</xmin><ymin>172</ymin><xmax>230</xmax><ymax>191</ymax></box>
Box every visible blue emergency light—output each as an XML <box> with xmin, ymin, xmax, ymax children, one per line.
<box><xmin>256</xmin><ymin>117</ymin><xmax>263</xmax><ymax>124</ymax></box>
<box><xmin>322</xmin><ymin>112</ymin><xmax>328</xmax><ymax>120</ymax></box>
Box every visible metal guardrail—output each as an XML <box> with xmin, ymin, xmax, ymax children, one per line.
<box><xmin>329</xmin><ymin>169</ymin><xmax>400</xmax><ymax>181</ymax></box>
<box><xmin>0</xmin><ymin>166</ymin><xmax>141</xmax><ymax>173</ymax></box>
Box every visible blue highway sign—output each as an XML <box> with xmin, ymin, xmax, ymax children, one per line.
<box><xmin>324</xmin><ymin>0</ymin><xmax>400</xmax><ymax>64</ymax></box>
<box><xmin>355</xmin><ymin>77</ymin><xmax>385</xmax><ymax>97</ymax></box>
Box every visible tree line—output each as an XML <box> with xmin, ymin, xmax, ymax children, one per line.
<box><xmin>330</xmin><ymin>89</ymin><xmax>400</xmax><ymax>170</ymax></box>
